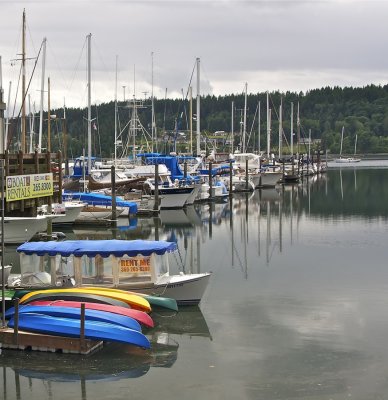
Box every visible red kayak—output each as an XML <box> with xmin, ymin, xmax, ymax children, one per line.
<box><xmin>29</xmin><ymin>300</ymin><xmax>154</xmax><ymax>328</ymax></box>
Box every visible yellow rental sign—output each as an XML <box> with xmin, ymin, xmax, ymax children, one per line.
<box><xmin>6</xmin><ymin>173</ymin><xmax>54</xmax><ymax>201</ymax></box>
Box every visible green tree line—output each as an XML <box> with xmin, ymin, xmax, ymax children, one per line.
<box><xmin>37</xmin><ymin>84</ymin><xmax>388</xmax><ymax>158</ymax></box>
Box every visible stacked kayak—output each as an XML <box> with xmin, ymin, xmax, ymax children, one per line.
<box><xmin>6</xmin><ymin>288</ymin><xmax>163</xmax><ymax>348</ymax></box>
<box><xmin>28</xmin><ymin>300</ymin><xmax>154</xmax><ymax>328</ymax></box>
<box><xmin>7</xmin><ymin>313</ymin><xmax>150</xmax><ymax>348</ymax></box>
<box><xmin>17</xmin><ymin>288</ymin><xmax>152</xmax><ymax>312</ymax></box>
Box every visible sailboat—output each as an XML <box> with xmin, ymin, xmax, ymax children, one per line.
<box><xmin>335</xmin><ymin>127</ymin><xmax>361</xmax><ymax>163</ymax></box>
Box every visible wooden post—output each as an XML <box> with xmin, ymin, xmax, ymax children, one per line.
<box><xmin>13</xmin><ymin>298</ymin><xmax>19</xmax><ymax>345</ymax></box>
<box><xmin>34</xmin><ymin>150</ymin><xmax>39</xmax><ymax>212</ymax></box>
<box><xmin>245</xmin><ymin>159</ymin><xmax>249</xmax><ymax>191</ymax></box>
<box><xmin>111</xmin><ymin>165</ymin><xmax>117</xmax><ymax>221</ymax></box>
<box><xmin>184</xmin><ymin>161</ymin><xmax>187</xmax><ymax>180</ymax></box>
<box><xmin>208</xmin><ymin>162</ymin><xmax>213</xmax><ymax>200</ymax></box>
<box><xmin>18</xmin><ymin>151</ymin><xmax>24</xmax><ymax>213</ymax></box>
<box><xmin>58</xmin><ymin>151</ymin><xmax>63</xmax><ymax>204</ymax></box>
<box><xmin>229</xmin><ymin>160</ymin><xmax>233</xmax><ymax>195</ymax></box>
<box><xmin>154</xmin><ymin>163</ymin><xmax>159</xmax><ymax>212</ymax></box>
<box><xmin>80</xmin><ymin>303</ymin><xmax>85</xmax><ymax>351</ymax></box>
<box><xmin>46</xmin><ymin>151</ymin><xmax>52</xmax><ymax>235</ymax></box>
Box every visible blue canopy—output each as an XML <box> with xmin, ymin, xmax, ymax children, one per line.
<box><xmin>17</xmin><ymin>240</ymin><xmax>177</xmax><ymax>258</ymax></box>
<box><xmin>63</xmin><ymin>192</ymin><xmax>137</xmax><ymax>214</ymax></box>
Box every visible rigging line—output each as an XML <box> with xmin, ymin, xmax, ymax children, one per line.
<box><xmin>67</xmin><ymin>36</ymin><xmax>87</xmax><ymax>101</ymax></box>
<box><xmin>26</xmin><ymin>21</ymin><xmax>38</xmax><ymax>57</ymax></box>
<box><xmin>46</xmin><ymin>39</ymin><xmax>69</xmax><ymax>95</ymax></box>
<box><xmin>246</xmin><ymin>101</ymin><xmax>259</xmax><ymax>149</ymax></box>
<box><xmin>184</xmin><ymin>59</ymin><xmax>197</xmax><ymax>101</ymax></box>
<box><xmin>16</xmin><ymin>41</ymin><xmax>43</xmax><ymax>121</ymax></box>
<box><xmin>199</xmin><ymin>60</ymin><xmax>212</xmax><ymax>97</ymax></box>
<box><xmin>11</xmin><ymin>65</ymin><xmax>22</xmax><ymax>119</ymax></box>
<box><xmin>181</xmin><ymin>88</ymin><xmax>189</xmax><ymax>131</ymax></box>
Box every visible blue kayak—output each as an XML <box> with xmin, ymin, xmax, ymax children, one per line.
<box><xmin>5</xmin><ymin>305</ymin><xmax>141</xmax><ymax>332</ymax></box>
<box><xmin>7</xmin><ymin>313</ymin><xmax>150</xmax><ymax>349</ymax></box>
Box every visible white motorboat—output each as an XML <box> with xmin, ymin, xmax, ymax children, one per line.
<box><xmin>1</xmin><ymin>215</ymin><xmax>49</xmax><ymax>244</ymax></box>
<box><xmin>38</xmin><ymin>201</ymin><xmax>86</xmax><ymax>225</ymax></box>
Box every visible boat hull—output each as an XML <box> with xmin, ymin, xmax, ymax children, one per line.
<box><xmin>29</xmin><ymin>300</ymin><xmax>154</xmax><ymax>327</ymax></box>
<box><xmin>15</xmin><ymin>291</ymin><xmax>131</xmax><ymax>308</ymax></box>
<box><xmin>7</xmin><ymin>313</ymin><xmax>150</xmax><ymax>348</ymax></box>
<box><xmin>1</xmin><ymin>215</ymin><xmax>48</xmax><ymax>243</ymax></box>
<box><xmin>117</xmin><ymin>273</ymin><xmax>212</xmax><ymax>306</ymax></box>
<box><xmin>5</xmin><ymin>305</ymin><xmax>142</xmax><ymax>331</ymax></box>
<box><xmin>19</xmin><ymin>288</ymin><xmax>151</xmax><ymax>312</ymax></box>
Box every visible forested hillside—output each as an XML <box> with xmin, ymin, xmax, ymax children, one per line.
<box><xmin>43</xmin><ymin>84</ymin><xmax>388</xmax><ymax>158</ymax></box>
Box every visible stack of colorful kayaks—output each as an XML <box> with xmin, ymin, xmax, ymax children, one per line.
<box><xmin>6</xmin><ymin>287</ymin><xmax>179</xmax><ymax>349</ymax></box>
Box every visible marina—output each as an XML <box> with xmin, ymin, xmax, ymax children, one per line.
<box><xmin>0</xmin><ymin>162</ymin><xmax>387</xmax><ymax>399</ymax></box>
<box><xmin>1</xmin><ymin>3</ymin><xmax>388</xmax><ymax>398</ymax></box>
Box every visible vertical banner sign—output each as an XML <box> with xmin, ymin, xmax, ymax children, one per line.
<box><xmin>6</xmin><ymin>173</ymin><xmax>53</xmax><ymax>201</ymax></box>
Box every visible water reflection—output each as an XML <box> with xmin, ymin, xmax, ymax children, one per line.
<box><xmin>0</xmin><ymin>306</ymin><xmax>211</xmax><ymax>399</ymax></box>
<box><xmin>2</xmin><ymin>166</ymin><xmax>388</xmax><ymax>400</ymax></box>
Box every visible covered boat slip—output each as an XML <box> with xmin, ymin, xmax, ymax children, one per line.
<box><xmin>16</xmin><ymin>240</ymin><xmax>177</xmax><ymax>291</ymax></box>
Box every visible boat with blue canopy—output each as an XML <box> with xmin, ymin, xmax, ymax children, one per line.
<box><xmin>14</xmin><ymin>239</ymin><xmax>211</xmax><ymax>306</ymax></box>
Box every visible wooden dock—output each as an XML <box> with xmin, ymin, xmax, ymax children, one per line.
<box><xmin>0</xmin><ymin>327</ymin><xmax>103</xmax><ymax>355</ymax></box>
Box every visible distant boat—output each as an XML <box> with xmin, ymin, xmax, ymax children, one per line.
<box><xmin>335</xmin><ymin>127</ymin><xmax>361</xmax><ymax>163</ymax></box>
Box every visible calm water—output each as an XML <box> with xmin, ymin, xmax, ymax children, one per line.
<box><xmin>2</xmin><ymin>162</ymin><xmax>388</xmax><ymax>400</ymax></box>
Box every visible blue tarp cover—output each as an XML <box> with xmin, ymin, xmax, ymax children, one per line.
<box><xmin>17</xmin><ymin>240</ymin><xmax>177</xmax><ymax>258</ymax></box>
<box><xmin>63</xmin><ymin>192</ymin><xmax>137</xmax><ymax>214</ymax></box>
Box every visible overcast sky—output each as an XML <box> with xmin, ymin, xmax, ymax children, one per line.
<box><xmin>2</xmin><ymin>0</ymin><xmax>388</xmax><ymax>110</ymax></box>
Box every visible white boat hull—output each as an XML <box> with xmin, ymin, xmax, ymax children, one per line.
<box><xmin>1</xmin><ymin>215</ymin><xmax>48</xmax><ymax>243</ymax></box>
<box><xmin>152</xmin><ymin>187</ymin><xmax>194</xmax><ymax>208</ymax></box>
<box><xmin>121</xmin><ymin>273</ymin><xmax>211</xmax><ymax>305</ymax></box>
<box><xmin>260</xmin><ymin>171</ymin><xmax>282</xmax><ymax>187</ymax></box>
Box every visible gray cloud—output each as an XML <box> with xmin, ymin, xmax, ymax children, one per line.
<box><xmin>2</xmin><ymin>0</ymin><xmax>388</xmax><ymax>109</ymax></box>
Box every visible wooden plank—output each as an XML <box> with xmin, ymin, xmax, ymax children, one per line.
<box><xmin>0</xmin><ymin>328</ymin><xmax>103</xmax><ymax>354</ymax></box>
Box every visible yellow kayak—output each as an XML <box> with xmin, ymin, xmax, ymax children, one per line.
<box><xmin>19</xmin><ymin>288</ymin><xmax>151</xmax><ymax>313</ymax></box>
<box><xmin>82</xmin><ymin>287</ymin><xmax>179</xmax><ymax>312</ymax></box>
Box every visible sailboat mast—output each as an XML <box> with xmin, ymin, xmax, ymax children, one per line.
<box><xmin>38</xmin><ymin>37</ymin><xmax>47</xmax><ymax>152</ymax></box>
<box><xmin>354</xmin><ymin>134</ymin><xmax>358</xmax><ymax>156</ymax></box>
<box><xmin>151</xmin><ymin>52</ymin><xmax>155</xmax><ymax>153</ymax></box>
<box><xmin>340</xmin><ymin>126</ymin><xmax>344</xmax><ymax>157</ymax></box>
<box><xmin>21</xmin><ymin>9</ymin><xmax>27</xmax><ymax>153</ymax></box>
<box><xmin>243</xmin><ymin>82</ymin><xmax>247</xmax><ymax>153</ymax></box>
<box><xmin>231</xmin><ymin>101</ymin><xmax>234</xmax><ymax>154</ymax></box>
<box><xmin>266</xmin><ymin>92</ymin><xmax>270</xmax><ymax>158</ymax></box>
<box><xmin>278</xmin><ymin>99</ymin><xmax>282</xmax><ymax>160</ymax></box>
<box><xmin>47</xmin><ymin>77</ymin><xmax>51</xmax><ymax>152</ymax></box>
<box><xmin>297</xmin><ymin>102</ymin><xmax>300</xmax><ymax>159</ymax></box>
<box><xmin>114</xmin><ymin>55</ymin><xmax>118</xmax><ymax>165</ymax></box>
<box><xmin>196</xmin><ymin>57</ymin><xmax>200</xmax><ymax>155</ymax></box>
<box><xmin>0</xmin><ymin>56</ymin><xmax>5</xmax><ymax>154</ymax></box>
<box><xmin>132</xmin><ymin>65</ymin><xmax>136</xmax><ymax>161</ymax></box>
<box><xmin>290</xmin><ymin>102</ymin><xmax>294</xmax><ymax>157</ymax></box>
<box><xmin>258</xmin><ymin>101</ymin><xmax>261</xmax><ymax>154</ymax></box>
<box><xmin>63</xmin><ymin>99</ymin><xmax>67</xmax><ymax>161</ymax></box>
<box><xmin>5</xmin><ymin>81</ymin><xmax>11</xmax><ymax>151</ymax></box>
<box><xmin>87</xmin><ymin>33</ymin><xmax>92</xmax><ymax>174</ymax></box>
<box><xmin>189</xmin><ymin>86</ymin><xmax>193</xmax><ymax>154</ymax></box>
